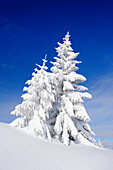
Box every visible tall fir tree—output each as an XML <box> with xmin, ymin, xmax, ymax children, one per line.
<box><xmin>11</xmin><ymin>56</ymin><xmax>54</xmax><ymax>141</ymax></box>
<box><xmin>51</xmin><ymin>32</ymin><xmax>95</xmax><ymax>145</ymax></box>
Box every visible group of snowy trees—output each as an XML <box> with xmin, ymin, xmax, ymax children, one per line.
<box><xmin>11</xmin><ymin>32</ymin><xmax>100</xmax><ymax>146</ymax></box>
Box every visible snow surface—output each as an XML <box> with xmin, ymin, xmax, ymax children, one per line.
<box><xmin>0</xmin><ymin>123</ymin><xmax>113</xmax><ymax>170</ymax></box>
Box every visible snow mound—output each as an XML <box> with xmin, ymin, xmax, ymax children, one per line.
<box><xmin>0</xmin><ymin>123</ymin><xmax>113</xmax><ymax>170</ymax></box>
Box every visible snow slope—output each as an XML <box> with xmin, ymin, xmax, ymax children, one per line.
<box><xmin>0</xmin><ymin>123</ymin><xmax>113</xmax><ymax>170</ymax></box>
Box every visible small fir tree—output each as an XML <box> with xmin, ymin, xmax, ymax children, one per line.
<box><xmin>51</xmin><ymin>32</ymin><xmax>95</xmax><ymax>145</ymax></box>
<box><xmin>11</xmin><ymin>56</ymin><xmax>54</xmax><ymax>141</ymax></box>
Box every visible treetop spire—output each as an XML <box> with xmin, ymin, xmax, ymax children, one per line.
<box><xmin>63</xmin><ymin>31</ymin><xmax>70</xmax><ymax>42</ymax></box>
<box><xmin>36</xmin><ymin>54</ymin><xmax>48</xmax><ymax>70</ymax></box>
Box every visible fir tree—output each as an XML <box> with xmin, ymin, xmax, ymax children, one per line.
<box><xmin>51</xmin><ymin>32</ymin><xmax>95</xmax><ymax>145</ymax></box>
<box><xmin>11</xmin><ymin>55</ymin><xmax>54</xmax><ymax>141</ymax></box>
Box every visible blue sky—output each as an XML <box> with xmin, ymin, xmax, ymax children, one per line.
<box><xmin>0</xmin><ymin>0</ymin><xmax>113</xmax><ymax>147</ymax></box>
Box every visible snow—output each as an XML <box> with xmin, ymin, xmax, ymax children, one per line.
<box><xmin>0</xmin><ymin>123</ymin><xmax>113</xmax><ymax>170</ymax></box>
<box><xmin>10</xmin><ymin>117</ymin><xmax>24</xmax><ymax>128</ymax></box>
<box><xmin>64</xmin><ymin>72</ymin><xmax>86</xmax><ymax>82</ymax></box>
<box><xmin>63</xmin><ymin>81</ymin><xmax>74</xmax><ymax>91</ymax></box>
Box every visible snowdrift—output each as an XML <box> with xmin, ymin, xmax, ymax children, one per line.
<box><xmin>0</xmin><ymin>123</ymin><xmax>113</xmax><ymax>170</ymax></box>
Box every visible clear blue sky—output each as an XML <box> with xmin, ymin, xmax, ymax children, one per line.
<box><xmin>0</xmin><ymin>0</ymin><xmax>113</xmax><ymax>145</ymax></box>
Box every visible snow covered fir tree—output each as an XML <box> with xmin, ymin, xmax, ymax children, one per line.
<box><xmin>51</xmin><ymin>32</ymin><xmax>97</xmax><ymax>146</ymax></box>
<box><xmin>10</xmin><ymin>32</ymin><xmax>102</xmax><ymax>147</ymax></box>
<box><xmin>11</xmin><ymin>55</ymin><xmax>54</xmax><ymax>141</ymax></box>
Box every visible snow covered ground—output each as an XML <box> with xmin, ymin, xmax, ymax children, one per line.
<box><xmin>0</xmin><ymin>123</ymin><xmax>113</xmax><ymax>170</ymax></box>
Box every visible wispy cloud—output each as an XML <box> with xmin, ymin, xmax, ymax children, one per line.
<box><xmin>1</xmin><ymin>63</ymin><xmax>14</xmax><ymax>69</ymax></box>
<box><xmin>93</xmin><ymin>124</ymin><xmax>113</xmax><ymax>138</ymax></box>
<box><xmin>101</xmin><ymin>139</ymin><xmax>113</xmax><ymax>149</ymax></box>
<box><xmin>84</xmin><ymin>73</ymin><xmax>113</xmax><ymax>144</ymax></box>
<box><xmin>0</xmin><ymin>94</ymin><xmax>21</xmax><ymax>123</ymax></box>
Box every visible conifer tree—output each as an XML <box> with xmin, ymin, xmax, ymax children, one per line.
<box><xmin>11</xmin><ymin>56</ymin><xmax>54</xmax><ymax>141</ymax></box>
<box><xmin>51</xmin><ymin>32</ymin><xmax>95</xmax><ymax>145</ymax></box>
